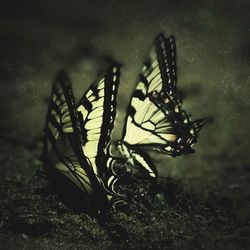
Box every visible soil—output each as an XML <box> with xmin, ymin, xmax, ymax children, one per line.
<box><xmin>0</xmin><ymin>139</ymin><xmax>250</xmax><ymax>249</ymax></box>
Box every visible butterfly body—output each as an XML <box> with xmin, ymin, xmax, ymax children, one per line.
<box><xmin>116</xmin><ymin>140</ymin><xmax>157</xmax><ymax>178</ymax></box>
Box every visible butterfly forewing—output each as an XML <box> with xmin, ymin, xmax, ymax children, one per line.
<box><xmin>77</xmin><ymin>64</ymin><xmax>121</xmax><ymax>196</ymax></box>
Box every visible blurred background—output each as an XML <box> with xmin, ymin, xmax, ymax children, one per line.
<box><xmin>0</xmin><ymin>0</ymin><xmax>249</xmax><ymax>194</ymax></box>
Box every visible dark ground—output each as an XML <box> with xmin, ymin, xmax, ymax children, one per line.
<box><xmin>0</xmin><ymin>0</ymin><xmax>250</xmax><ymax>249</ymax></box>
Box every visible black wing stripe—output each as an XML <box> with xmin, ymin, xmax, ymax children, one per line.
<box><xmin>97</xmin><ymin>66</ymin><xmax>120</xmax><ymax>174</ymax></box>
<box><xmin>155</xmin><ymin>34</ymin><xmax>177</xmax><ymax>97</ymax></box>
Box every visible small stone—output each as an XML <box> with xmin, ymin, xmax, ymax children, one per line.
<box><xmin>22</xmin><ymin>233</ymin><xmax>28</xmax><ymax>239</ymax></box>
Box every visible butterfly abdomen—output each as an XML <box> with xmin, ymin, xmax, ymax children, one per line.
<box><xmin>116</xmin><ymin>141</ymin><xmax>157</xmax><ymax>178</ymax></box>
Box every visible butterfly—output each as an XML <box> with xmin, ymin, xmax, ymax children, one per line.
<box><xmin>116</xmin><ymin>34</ymin><xmax>207</xmax><ymax>178</ymax></box>
<box><xmin>42</xmin><ymin>64</ymin><xmax>122</xmax><ymax>216</ymax></box>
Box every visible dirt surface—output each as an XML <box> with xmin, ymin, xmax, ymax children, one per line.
<box><xmin>0</xmin><ymin>138</ymin><xmax>250</xmax><ymax>249</ymax></box>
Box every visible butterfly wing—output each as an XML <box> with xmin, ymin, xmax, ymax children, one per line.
<box><xmin>141</xmin><ymin>92</ymin><xmax>206</xmax><ymax>155</ymax></box>
<box><xmin>139</xmin><ymin>34</ymin><xmax>177</xmax><ymax>97</ymax></box>
<box><xmin>122</xmin><ymin>34</ymin><xmax>206</xmax><ymax>157</ymax></box>
<box><xmin>77</xmin><ymin>64</ymin><xmax>122</xmax><ymax>201</ymax></box>
<box><xmin>42</xmin><ymin>71</ymin><xmax>110</xmax><ymax>214</ymax></box>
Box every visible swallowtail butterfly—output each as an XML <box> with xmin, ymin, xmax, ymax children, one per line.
<box><xmin>42</xmin><ymin>64</ymin><xmax>122</xmax><ymax>216</ymax></box>
<box><xmin>117</xmin><ymin>34</ymin><xmax>206</xmax><ymax>178</ymax></box>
